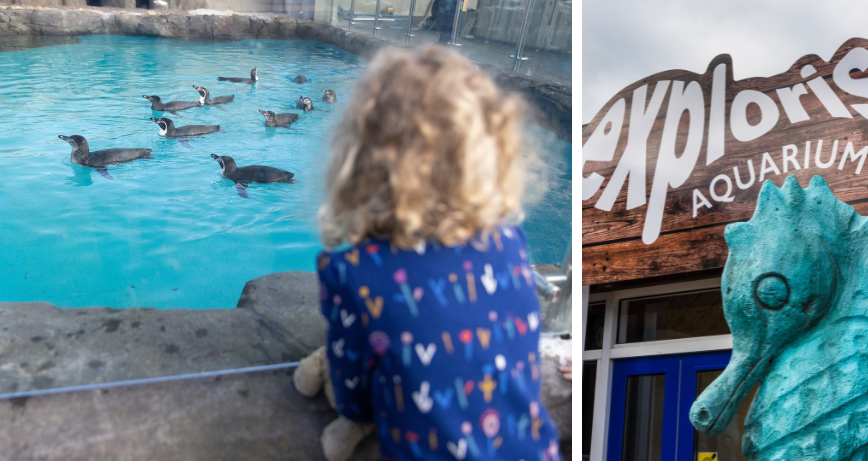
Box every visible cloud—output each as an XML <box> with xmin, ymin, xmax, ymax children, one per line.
<box><xmin>582</xmin><ymin>0</ymin><xmax>868</xmax><ymax>124</ymax></box>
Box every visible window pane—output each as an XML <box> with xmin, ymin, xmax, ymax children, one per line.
<box><xmin>584</xmin><ymin>301</ymin><xmax>605</xmax><ymax>350</ymax></box>
<box><xmin>582</xmin><ymin>361</ymin><xmax>597</xmax><ymax>458</ymax></box>
<box><xmin>623</xmin><ymin>374</ymin><xmax>666</xmax><ymax>461</ymax></box>
<box><xmin>617</xmin><ymin>289</ymin><xmax>728</xmax><ymax>344</ymax></box>
<box><xmin>694</xmin><ymin>370</ymin><xmax>758</xmax><ymax>461</ymax></box>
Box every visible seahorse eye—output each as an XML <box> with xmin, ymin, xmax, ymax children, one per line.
<box><xmin>755</xmin><ymin>274</ymin><xmax>789</xmax><ymax>310</ymax></box>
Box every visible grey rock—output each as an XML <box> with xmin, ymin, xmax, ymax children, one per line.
<box><xmin>539</xmin><ymin>337</ymin><xmax>573</xmax><ymax>439</ymax></box>
<box><xmin>0</xmin><ymin>271</ymin><xmax>325</xmax><ymax>395</ymax></box>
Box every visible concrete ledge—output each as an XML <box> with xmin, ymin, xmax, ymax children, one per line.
<box><xmin>0</xmin><ymin>367</ymin><xmax>382</xmax><ymax>461</ymax></box>
<box><xmin>0</xmin><ymin>271</ymin><xmax>327</xmax><ymax>394</ymax></box>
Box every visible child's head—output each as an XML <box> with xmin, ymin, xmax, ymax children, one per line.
<box><xmin>318</xmin><ymin>45</ymin><xmax>528</xmax><ymax>249</ymax></box>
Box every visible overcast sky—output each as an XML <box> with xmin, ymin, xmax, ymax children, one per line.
<box><xmin>582</xmin><ymin>0</ymin><xmax>868</xmax><ymax>124</ymax></box>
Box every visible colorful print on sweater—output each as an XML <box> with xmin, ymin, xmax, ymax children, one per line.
<box><xmin>318</xmin><ymin>226</ymin><xmax>561</xmax><ymax>461</ymax></box>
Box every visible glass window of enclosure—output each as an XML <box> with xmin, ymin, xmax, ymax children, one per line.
<box><xmin>617</xmin><ymin>289</ymin><xmax>729</xmax><ymax>344</ymax></box>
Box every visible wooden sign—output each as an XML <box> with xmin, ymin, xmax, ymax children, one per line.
<box><xmin>582</xmin><ymin>38</ymin><xmax>868</xmax><ymax>286</ymax></box>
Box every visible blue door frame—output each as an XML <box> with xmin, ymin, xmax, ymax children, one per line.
<box><xmin>608</xmin><ymin>351</ymin><xmax>733</xmax><ymax>461</ymax></box>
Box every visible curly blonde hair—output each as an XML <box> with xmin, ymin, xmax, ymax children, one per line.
<box><xmin>318</xmin><ymin>45</ymin><xmax>527</xmax><ymax>249</ymax></box>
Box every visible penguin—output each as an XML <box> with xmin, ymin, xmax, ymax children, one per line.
<box><xmin>259</xmin><ymin>109</ymin><xmax>299</xmax><ymax>127</ymax></box>
<box><xmin>193</xmin><ymin>85</ymin><xmax>234</xmax><ymax>105</ymax></box>
<box><xmin>211</xmin><ymin>154</ymin><xmax>297</xmax><ymax>198</ymax></box>
<box><xmin>59</xmin><ymin>135</ymin><xmax>152</xmax><ymax>179</ymax></box>
<box><xmin>293</xmin><ymin>75</ymin><xmax>307</xmax><ymax>83</ymax></box>
<box><xmin>142</xmin><ymin>95</ymin><xmax>201</xmax><ymax>114</ymax></box>
<box><xmin>218</xmin><ymin>68</ymin><xmax>258</xmax><ymax>84</ymax></box>
<box><xmin>321</xmin><ymin>89</ymin><xmax>337</xmax><ymax>103</ymax></box>
<box><xmin>295</xmin><ymin>96</ymin><xmax>314</xmax><ymax>111</ymax></box>
<box><xmin>150</xmin><ymin>117</ymin><xmax>220</xmax><ymax>138</ymax></box>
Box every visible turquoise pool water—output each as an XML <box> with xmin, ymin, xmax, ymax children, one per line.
<box><xmin>0</xmin><ymin>35</ymin><xmax>571</xmax><ymax>309</ymax></box>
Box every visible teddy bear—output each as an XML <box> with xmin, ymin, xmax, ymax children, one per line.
<box><xmin>293</xmin><ymin>345</ymin><xmax>374</xmax><ymax>461</ymax></box>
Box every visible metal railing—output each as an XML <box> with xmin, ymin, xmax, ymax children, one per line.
<box><xmin>338</xmin><ymin>0</ymin><xmax>541</xmax><ymax>68</ymax></box>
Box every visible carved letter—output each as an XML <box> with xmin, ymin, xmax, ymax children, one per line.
<box><xmin>693</xmin><ymin>189</ymin><xmax>713</xmax><ymax>218</ymax></box>
<box><xmin>775</xmin><ymin>84</ymin><xmax>811</xmax><ymax>124</ymax></box>
<box><xmin>707</xmin><ymin>63</ymin><xmax>727</xmax><ymax>165</ymax></box>
<box><xmin>833</xmin><ymin>47</ymin><xmax>868</xmax><ymax>119</ymax></box>
<box><xmin>734</xmin><ymin>160</ymin><xmax>755</xmax><ymax>190</ymax></box>
<box><xmin>815</xmin><ymin>140</ymin><xmax>839</xmax><ymax>169</ymax></box>
<box><xmin>710</xmin><ymin>174</ymin><xmax>734</xmax><ymax>202</ymax></box>
<box><xmin>802</xmin><ymin>64</ymin><xmax>852</xmax><ymax>118</ymax></box>
<box><xmin>596</xmin><ymin>82</ymin><xmax>671</xmax><ymax>211</ymax></box>
<box><xmin>643</xmin><ymin>81</ymin><xmax>705</xmax><ymax>244</ymax></box>
<box><xmin>782</xmin><ymin>144</ymin><xmax>800</xmax><ymax>172</ymax></box>
<box><xmin>838</xmin><ymin>142</ymin><xmax>868</xmax><ymax>174</ymax></box>
<box><xmin>582</xmin><ymin>98</ymin><xmax>626</xmax><ymax>200</ymax></box>
<box><xmin>730</xmin><ymin>90</ymin><xmax>780</xmax><ymax>142</ymax></box>
<box><xmin>759</xmin><ymin>152</ymin><xmax>781</xmax><ymax>183</ymax></box>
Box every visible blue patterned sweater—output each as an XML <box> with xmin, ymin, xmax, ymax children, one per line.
<box><xmin>317</xmin><ymin>226</ymin><xmax>561</xmax><ymax>461</ymax></box>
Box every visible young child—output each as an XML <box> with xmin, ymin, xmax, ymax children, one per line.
<box><xmin>316</xmin><ymin>45</ymin><xmax>561</xmax><ymax>461</ymax></box>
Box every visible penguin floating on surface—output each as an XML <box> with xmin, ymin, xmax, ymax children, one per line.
<box><xmin>295</xmin><ymin>96</ymin><xmax>314</xmax><ymax>112</ymax></box>
<box><xmin>293</xmin><ymin>75</ymin><xmax>307</xmax><ymax>83</ymax></box>
<box><xmin>193</xmin><ymin>85</ymin><xmax>234</xmax><ymax>105</ymax></box>
<box><xmin>259</xmin><ymin>109</ymin><xmax>299</xmax><ymax>128</ymax></box>
<box><xmin>150</xmin><ymin>117</ymin><xmax>220</xmax><ymax>138</ymax></box>
<box><xmin>59</xmin><ymin>134</ymin><xmax>152</xmax><ymax>180</ymax></box>
<box><xmin>218</xmin><ymin>68</ymin><xmax>258</xmax><ymax>85</ymax></box>
<box><xmin>321</xmin><ymin>89</ymin><xmax>337</xmax><ymax>103</ymax></box>
<box><xmin>211</xmin><ymin>154</ymin><xmax>297</xmax><ymax>198</ymax></box>
<box><xmin>142</xmin><ymin>95</ymin><xmax>201</xmax><ymax>115</ymax></box>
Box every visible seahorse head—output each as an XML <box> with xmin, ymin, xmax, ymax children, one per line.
<box><xmin>690</xmin><ymin>175</ymin><xmax>852</xmax><ymax>435</ymax></box>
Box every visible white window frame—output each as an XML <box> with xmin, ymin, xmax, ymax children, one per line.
<box><xmin>583</xmin><ymin>277</ymin><xmax>731</xmax><ymax>461</ymax></box>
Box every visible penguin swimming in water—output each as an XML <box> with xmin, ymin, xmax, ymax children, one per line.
<box><xmin>59</xmin><ymin>135</ymin><xmax>152</xmax><ymax>179</ymax></box>
<box><xmin>259</xmin><ymin>109</ymin><xmax>299</xmax><ymax>127</ymax></box>
<box><xmin>211</xmin><ymin>154</ymin><xmax>297</xmax><ymax>198</ymax></box>
<box><xmin>150</xmin><ymin>117</ymin><xmax>220</xmax><ymax>138</ymax></box>
<box><xmin>193</xmin><ymin>85</ymin><xmax>234</xmax><ymax>105</ymax></box>
<box><xmin>218</xmin><ymin>68</ymin><xmax>258</xmax><ymax>84</ymax></box>
<box><xmin>295</xmin><ymin>96</ymin><xmax>314</xmax><ymax>111</ymax></box>
<box><xmin>293</xmin><ymin>75</ymin><xmax>307</xmax><ymax>83</ymax></box>
<box><xmin>142</xmin><ymin>95</ymin><xmax>201</xmax><ymax>114</ymax></box>
<box><xmin>321</xmin><ymin>89</ymin><xmax>337</xmax><ymax>103</ymax></box>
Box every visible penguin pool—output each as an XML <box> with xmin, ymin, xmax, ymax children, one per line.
<box><xmin>0</xmin><ymin>35</ymin><xmax>571</xmax><ymax>309</ymax></box>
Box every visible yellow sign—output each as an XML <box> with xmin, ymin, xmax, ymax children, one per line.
<box><xmin>698</xmin><ymin>453</ymin><xmax>717</xmax><ymax>461</ymax></box>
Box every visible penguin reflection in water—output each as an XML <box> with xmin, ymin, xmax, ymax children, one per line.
<box><xmin>218</xmin><ymin>68</ymin><xmax>258</xmax><ymax>85</ymax></box>
<box><xmin>259</xmin><ymin>109</ymin><xmax>299</xmax><ymax>128</ymax></box>
<box><xmin>58</xmin><ymin>135</ymin><xmax>152</xmax><ymax>180</ymax></box>
<box><xmin>211</xmin><ymin>154</ymin><xmax>297</xmax><ymax>198</ymax></box>
<box><xmin>142</xmin><ymin>95</ymin><xmax>200</xmax><ymax>115</ymax></box>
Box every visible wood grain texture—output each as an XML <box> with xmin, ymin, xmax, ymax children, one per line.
<box><xmin>582</xmin><ymin>197</ymin><xmax>868</xmax><ymax>285</ymax></box>
<box><xmin>582</xmin><ymin>38</ymin><xmax>868</xmax><ymax>285</ymax></box>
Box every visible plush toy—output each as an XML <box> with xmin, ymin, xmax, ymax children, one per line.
<box><xmin>293</xmin><ymin>346</ymin><xmax>374</xmax><ymax>461</ymax></box>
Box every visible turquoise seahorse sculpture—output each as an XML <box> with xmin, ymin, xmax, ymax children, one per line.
<box><xmin>690</xmin><ymin>175</ymin><xmax>868</xmax><ymax>460</ymax></box>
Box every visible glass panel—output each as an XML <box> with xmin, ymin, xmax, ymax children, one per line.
<box><xmin>451</xmin><ymin>0</ymin><xmax>527</xmax><ymax>69</ymax></box>
<box><xmin>623</xmin><ymin>374</ymin><xmax>666</xmax><ymax>461</ymax></box>
<box><xmin>582</xmin><ymin>361</ymin><xmax>597</xmax><ymax>460</ymax></box>
<box><xmin>694</xmin><ymin>370</ymin><xmax>759</xmax><ymax>461</ymax></box>
<box><xmin>584</xmin><ymin>301</ymin><xmax>605</xmax><ymax>350</ymax></box>
<box><xmin>513</xmin><ymin>0</ymin><xmax>571</xmax><ymax>83</ymax></box>
<box><xmin>617</xmin><ymin>289</ymin><xmax>728</xmax><ymax>344</ymax></box>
